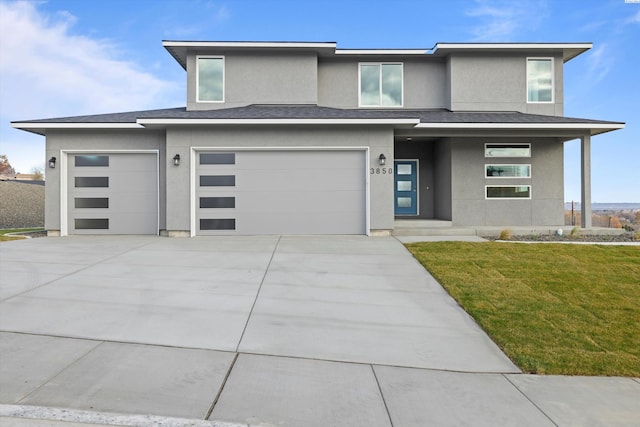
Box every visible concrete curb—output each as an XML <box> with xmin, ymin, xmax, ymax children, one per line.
<box><xmin>0</xmin><ymin>405</ymin><xmax>249</xmax><ymax>427</ymax></box>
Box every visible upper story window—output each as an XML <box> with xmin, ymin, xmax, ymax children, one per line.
<box><xmin>197</xmin><ymin>56</ymin><xmax>224</xmax><ymax>102</ymax></box>
<box><xmin>527</xmin><ymin>58</ymin><xmax>553</xmax><ymax>103</ymax></box>
<box><xmin>359</xmin><ymin>63</ymin><xmax>403</xmax><ymax>107</ymax></box>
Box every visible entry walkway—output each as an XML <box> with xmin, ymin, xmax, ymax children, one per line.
<box><xmin>1</xmin><ymin>236</ymin><xmax>638</xmax><ymax>426</ymax></box>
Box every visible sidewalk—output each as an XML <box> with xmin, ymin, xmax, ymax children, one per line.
<box><xmin>1</xmin><ymin>236</ymin><xmax>638</xmax><ymax>426</ymax></box>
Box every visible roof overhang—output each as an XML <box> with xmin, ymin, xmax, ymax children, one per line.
<box><xmin>431</xmin><ymin>43</ymin><xmax>593</xmax><ymax>62</ymax></box>
<box><xmin>163</xmin><ymin>40</ymin><xmax>337</xmax><ymax>69</ymax></box>
<box><xmin>11</xmin><ymin>122</ymin><xmax>144</xmax><ymax>136</ymax></box>
<box><xmin>137</xmin><ymin>118</ymin><xmax>421</xmax><ymax>127</ymax></box>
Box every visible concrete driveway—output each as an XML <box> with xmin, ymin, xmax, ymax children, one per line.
<box><xmin>1</xmin><ymin>236</ymin><xmax>638</xmax><ymax>426</ymax></box>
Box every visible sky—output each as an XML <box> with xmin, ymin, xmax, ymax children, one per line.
<box><xmin>0</xmin><ymin>0</ymin><xmax>638</xmax><ymax>202</ymax></box>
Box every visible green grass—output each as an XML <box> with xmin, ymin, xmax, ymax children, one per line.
<box><xmin>0</xmin><ymin>228</ymin><xmax>44</xmax><ymax>241</ymax></box>
<box><xmin>406</xmin><ymin>242</ymin><xmax>640</xmax><ymax>376</ymax></box>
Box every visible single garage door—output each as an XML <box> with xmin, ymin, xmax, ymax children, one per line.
<box><xmin>67</xmin><ymin>152</ymin><xmax>158</xmax><ymax>235</ymax></box>
<box><xmin>196</xmin><ymin>150</ymin><xmax>367</xmax><ymax>235</ymax></box>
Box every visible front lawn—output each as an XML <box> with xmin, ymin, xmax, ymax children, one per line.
<box><xmin>406</xmin><ymin>242</ymin><xmax>640</xmax><ymax>376</ymax></box>
<box><xmin>0</xmin><ymin>228</ymin><xmax>43</xmax><ymax>242</ymax></box>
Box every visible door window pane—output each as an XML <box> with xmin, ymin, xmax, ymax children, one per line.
<box><xmin>397</xmin><ymin>164</ymin><xmax>412</xmax><ymax>175</ymax></box>
<box><xmin>397</xmin><ymin>181</ymin><xmax>412</xmax><ymax>191</ymax></box>
<box><xmin>75</xmin><ymin>155</ymin><xmax>109</xmax><ymax>167</ymax></box>
<box><xmin>75</xmin><ymin>177</ymin><xmax>109</xmax><ymax>187</ymax></box>
<box><xmin>397</xmin><ymin>197</ymin><xmax>412</xmax><ymax>208</ymax></box>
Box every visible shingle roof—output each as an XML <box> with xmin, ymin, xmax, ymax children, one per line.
<box><xmin>12</xmin><ymin>104</ymin><xmax>623</xmax><ymax>126</ymax></box>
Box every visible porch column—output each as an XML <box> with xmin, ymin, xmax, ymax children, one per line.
<box><xmin>580</xmin><ymin>134</ymin><xmax>592</xmax><ymax>228</ymax></box>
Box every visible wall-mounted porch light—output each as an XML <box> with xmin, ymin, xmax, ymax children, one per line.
<box><xmin>173</xmin><ymin>154</ymin><xmax>181</xmax><ymax>166</ymax></box>
<box><xmin>48</xmin><ymin>157</ymin><xmax>56</xmax><ymax>168</ymax></box>
<box><xmin>378</xmin><ymin>154</ymin><xmax>386</xmax><ymax>165</ymax></box>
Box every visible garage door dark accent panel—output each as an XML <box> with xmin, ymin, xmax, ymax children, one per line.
<box><xmin>200</xmin><ymin>218</ymin><xmax>236</xmax><ymax>230</ymax></box>
<box><xmin>75</xmin><ymin>177</ymin><xmax>109</xmax><ymax>187</ymax></box>
<box><xmin>200</xmin><ymin>197</ymin><xmax>235</xmax><ymax>208</ymax></box>
<box><xmin>200</xmin><ymin>153</ymin><xmax>235</xmax><ymax>165</ymax></box>
<box><xmin>75</xmin><ymin>155</ymin><xmax>109</xmax><ymax>167</ymax></box>
<box><xmin>200</xmin><ymin>175</ymin><xmax>235</xmax><ymax>186</ymax></box>
<box><xmin>75</xmin><ymin>198</ymin><xmax>109</xmax><ymax>208</ymax></box>
<box><xmin>75</xmin><ymin>218</ymin><xmax>109</xmax><ymax>229</ymax></box>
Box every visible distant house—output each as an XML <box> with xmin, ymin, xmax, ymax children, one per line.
<box><xmin>12</xmin><ymin>41</ymin><xmax>623</xmax><ymax>236</ymax></box>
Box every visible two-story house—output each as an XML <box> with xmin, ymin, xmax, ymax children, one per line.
<box><xmin>12</xmin><ymin>41</ymin><xmax>624</xmax><ymax>236</ymax></box>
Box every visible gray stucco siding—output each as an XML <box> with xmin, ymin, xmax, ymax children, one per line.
<box><xmin>317</xmin><ymin>59</ymin><xmax>447</xmax><ymax>109</ymax></box>
<box><xmin>44</xmin><ymin>130</ymin><xmax>166</xmax><ymax>233</ymax></box>
<box><xmin>450</xmin><ymin>138</ymin><xmax>564</xmax><ymax>226</ymax></box>
<box><xmin>186</xmin><ymin>52</ymin><xmax>318</xmax><ymax>110</ymax></box>
<box><xmin>448</xmin><ymin>53</ymin><xmax>564</xmax><ymax>116</ymax></box>
<box><xmin>165</xmin><ymin>125</ymin><xmax>395</xmax><ymax>234</ymax></box>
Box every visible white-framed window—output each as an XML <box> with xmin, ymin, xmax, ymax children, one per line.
<box><xmin>486</xmin><ymin>164</ymin><xmax>531</xmax><ymax>178</ymax></box>
<box><xmin>486</xmin><ymin>185</ymin><xmax>531</xmax><ymax>199</ymax></box>
<box><xmin>485</xmin><ymin>143</ymin><xmax>531</xmax><ymax>158</ymax></box>
<box><xmin>197</xmin><ymin>56</ymin><xmax>224</xmax><ymax>102</ymax></box>
<box><xmin>527</xmin><ymin>58</ymin><xmax>553</xmax><ymax>103</ymax></box>
<box><xmin>359</xmin><ymin>63</ymin><xmax>403</xmax><ymax>107</ymax></box>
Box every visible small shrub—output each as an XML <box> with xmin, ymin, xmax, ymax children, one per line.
<box><xmin>498</xmin><ymin>229</ymin><xmax>512</xmax><ymax>240</ymax></box>
<box><xmin>634</xmin><ymin>230</ymin><xmax>640</xmax><ymax>241</ymax></box>
<box><xmin>569</xmin><ymin>227</ymin><xmax>582</xmax><ymax>240</ymax></box>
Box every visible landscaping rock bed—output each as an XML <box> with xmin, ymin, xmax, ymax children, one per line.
<box><xmin>0</xmin><ymin>181</ymin><xmax>45</xmax><ymax>229</ymax></box>
<box><xmin>490</xmin><ymin>233</ymin><xmax>638</xmax><ymax>243</ymax></box>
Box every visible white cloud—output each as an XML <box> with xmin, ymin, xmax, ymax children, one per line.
<box><xmin>586</xmin><ymin>43</ymin><xmax>612</xmax><ymax>84</ymax></box>
<box><xmin>0</xmin><ymin>0</ymin><xmax>182</xmax><ymax>173</ymax></box>
<box><xmin>0</xmin><ymin>1</ymin><xmax>180</xmax><ymax>120</ymax></box>
<box><xmin>466</xmin><ymin>0</ymin><xmax>548</xmax><ymax>41</ymax></box>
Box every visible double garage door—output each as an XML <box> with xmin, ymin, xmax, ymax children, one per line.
<box><xmin>196</xmin><ymin>150</ymin><xmax>367</xmax><ymax>235</ymax></box>
<box><xmin>67</xmin><ymin>153</ymin><xmax>158</xmax><ymax>235</ymax></box>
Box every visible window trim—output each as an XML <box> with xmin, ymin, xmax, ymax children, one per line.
<box><xmin>485</xmin><ymin>164</ymin><xmax>531</xmax><ymax>179</ymax></box>
<box><xmin>196</xmin><ymin>55</ymin><xmax>225</xmax><ymax>103</ymax></box>
<box><xmin>358</xmin><ymin>62</ymin><xmax>404</xmax><ymax>108</ymax></box>
<box><xmin>485</xmin><ymin>185</ymin><xmax>532</xmax><ymax>200</ymax></box>
<box><xmin>526</xmin><ymin>57</ymin><xmax>554</xmax><ymax>104</ymax></box>
<box><xmin>484</xmin><ymin>143</ymin><xmax>531</xmax><ymax>158</ymax></box>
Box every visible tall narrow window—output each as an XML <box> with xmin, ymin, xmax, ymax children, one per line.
<box><xmin>359</xmin><ymin>63</ymin><xmax>403</xmax><ymax>107</ymax></box>
<box><xmin>197</xmin><ymin>56</ymin><xmax>224</xmax><ymax>102</ymax></box>
<box><xmin>527</xmin><ymin>58</ymin><xmax>553</xmax><ymax>103</ymax></box>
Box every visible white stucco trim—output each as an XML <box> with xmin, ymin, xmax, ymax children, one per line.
<box><xmin>163</xmin><ymin>41</ymin><xmax>337</xmax><ymax>49</ymax></box>
<box><xmin>139</xmin><ymin>118</ymin><xmax>420</xmax><ymax>126</ymax></box>
<box><xmin>59</xmin><ymin>149</ymin><xmax>160</xmax><ymax>237</ymax></box>
<box><xmin>190</xmin><ymin>146</ymin><xmax>371</xmax><ymax>236</ymax></box>
<box><xmin>12</xmin><ymin>123</ymin><xmax>143</xmax><ymax>130</ymax></box>
<box><xmin>414</xmin><ymin>122</ymin><xmax>625</xmax><ymax>130</ymax></box>
<box><xmin>337</xmin><ymin>49</ymin><xmax>427</xmax><ymax>55</ymax></box>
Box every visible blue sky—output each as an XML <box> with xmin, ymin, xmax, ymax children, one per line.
<box><xmin>0</xmin><ymin>0</ymin><xmax>638</xmax><ymax>202</ymax></box>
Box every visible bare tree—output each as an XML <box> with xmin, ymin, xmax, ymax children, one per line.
<box><xmin>0</xmin><ymin>154</ymin><xmax>16</xmax><ymax>176</ymax></box>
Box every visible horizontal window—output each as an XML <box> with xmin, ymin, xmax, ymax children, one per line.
<box><xmin>75</xmin><ymin>218</ymin><xmax>109</xmax><ymax>229</ymax></box>
<box><xmin>200</xmin><ymin>197</ymin><xmax>235</xmax><ymax>208</ymax></box>
<box><xmin>527</xmin><ymin>58</ymin><xmax>553</xmax><ymax>103</ymax></box>
<box><xmin>359</xmin><ymin>63</ymin><xmax>403</xmax><ymax>107</ymax></box>
<box><xmin>75</xmin><ymin>177</ymin><xmax>109</xmax><ymax>187</ymax></box>
<box><xmin>486</xmin><ymin>164</ymin><xmax>531</xmax><ymax>178</ymax></box>
<box><xmin>200</xmin><ymin>153</ymin><xmax>235</xmax><ymax>165</ymax></box>
<box><xmin>75</xmin><ymin>155</ymin><xmax>109</xmax><ymax>167</ymax></box>
<box><xmin>197</xmin><ymin>56</ymin><xmax>224</xmax><ymax>102</ymax></box>
<box><xmin>200</xmin><ymin>218</ymin><xmax>235</xmax><ymax>230</ymax></box>
<box><xmin>75</xmin><ymin>198</ymin><xmax>109</xmax><ymax>208</ymax></box>
<box><xmin>200</xmin><ymin>175</ymin><xmax>235</xmax><ymax>186</ymax></box>
<box><xmin>486</xmin><ymin>186</ymin><xmax>531</xmax><ymax>199</ymax></box>
<box><xmin>485</xmin><ymin>144</ymin><xmax>531</xmax><ymax>158</ymax></box>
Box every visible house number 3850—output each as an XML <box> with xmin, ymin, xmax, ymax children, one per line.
<box><xmin>370</xmin><ymin>168</ymin><xmax>393</xmax><ymax>174</ymax></box>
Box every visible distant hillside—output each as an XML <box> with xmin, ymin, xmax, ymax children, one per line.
<box><xmin>0</xmin><ymin>181</ymin><xmax>45</xmax><ymax>228</ymax></box>
<box><xmin>565</xmin><ymin>202</ymin><xmax>640</xmax><ymax>211</ymax></box>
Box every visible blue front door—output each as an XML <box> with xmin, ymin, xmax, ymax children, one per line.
<box><xmin>394</xmin><ymin>160</ymin><xmax>418</xmax><ymax>215</ymax></box>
